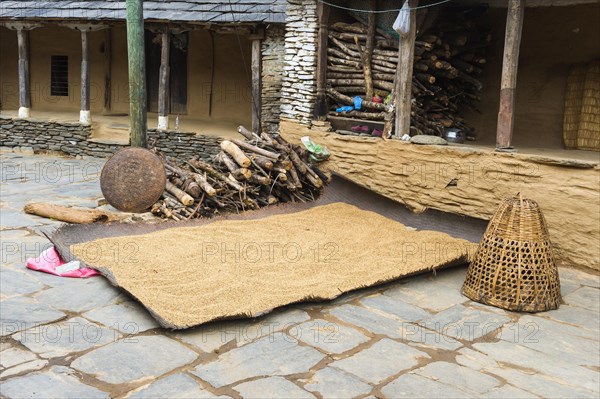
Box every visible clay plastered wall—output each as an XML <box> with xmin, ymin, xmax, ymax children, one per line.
<box><xmin>28</xmin><ymin>27</ymin><xmax>106</xmax><ymax>113</ymax></box>
<box><xmin>280</xmin><ymin>0</ymin><xmax>318</xmax><ymax>125</ymax></box>
<box><xmin>466</xmin><ymin>3</ymin><xmax>600</xmax><ymax>148</ymax></box>
<box><xmin>281</xmin><ymin>120</ymin><xmax>600</xmax><ymax>272</ymax></box>
<box><xmin>0</xmin><ymin>27</ymin><xmax>19</xmax><ymax>110</ymax></box>
<box><xmin>0</xmin><ymin>25</ymin><xmax>254</xmax><ymax>125</ymax></box>
<box><xmin>187</xmin><ymin>30</ymin><xmax>252</xmax><ymax>125</ymax></box>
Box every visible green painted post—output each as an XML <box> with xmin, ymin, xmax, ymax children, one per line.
<box><xmin>126</xmin><ymin>0</ymin><xmax>147</xmax><ymax>147</ymax></box>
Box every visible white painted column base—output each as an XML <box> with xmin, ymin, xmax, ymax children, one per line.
<box><xmin>79</xmin><ymin>110</ymin><xmax>91</xmax><ymax>124</ymax></box>
<box><xmin>157</xmin><ymin>115</ymin><xmax>169</xmax><ymax>130</ymax></box>
<box><xmin>18</xmin><ymin>107</ymin><xmax>30</xmax><ymax>118</ymax></box>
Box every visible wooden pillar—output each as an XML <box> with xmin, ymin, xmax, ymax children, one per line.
<box><xmin>313</xmin><ymin>1</ymin><xmax>330</xmax><ymax>120</ymax></box>
<box><xmin>126</xmin><ymin>0</ymin><xmax>147</xmax><ymax>148</ymax></box>
<box><xmin>249</xmin><ymin>28</ymin><xmax>264</xmax><ymax>133</ymax></box>
<box><xmin>394</xmin><ymin>0</ymin><xmax>418</xmax><ymax>138</ymax></box>
<box><xmin>103</xmin><ymin>28</ymin><xmax>112</xmax><ymax>114</ymax></box>
<box><xmin>496</xmin><ymin>0</ymin><xmax>525</xmax><ymax>149</ymax></box>
<box><xmin>80</xmin><ymin>30</ymin><xmax>91</xmax><ymax>124</ymax></box>
<box><xmin>251</xmin><ymin>39</ymin><xmax>262</xmax><ymax>133</ymax></box>
<box><xmin>157</xmin><ymin>31</ymin><xmax>170</xmax><ymax>130</ymax></box>
<box><xmin>16</xmin><ymin>29</ymin><xmax>31</xmax><ymax>118</ymax></box>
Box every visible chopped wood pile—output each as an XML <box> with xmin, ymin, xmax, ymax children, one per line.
<box><xmin>327</xmin><ymin>11</ymin><xmax>491</xmax><ymax>139</ymax></box>
<box><xmin>151</xmin><ymin>126</ymin><xmax>329</xmax><ymax>220</ymax></box>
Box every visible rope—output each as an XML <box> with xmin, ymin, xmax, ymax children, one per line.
<box><xmin>317</xmin><ymin>0</ymin><xmax>453</xmax><ymax>13</ymax></box>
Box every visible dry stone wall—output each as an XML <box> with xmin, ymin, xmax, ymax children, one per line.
<box><xmin>0</xmin><ymin>117</ymin><xmax>221</xmax><ymax>161</ymax></box>
<box><xmin>261</xmin><ymin>25</ymin><xmax>286</xmax><ymax>132</ymax></box>
<box><xmin>280</xmin><ymin>0</ymin><xmax>319</xmax><ymax>125</ymax></box>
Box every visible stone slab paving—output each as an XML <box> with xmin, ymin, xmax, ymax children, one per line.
<box><xmin>1</xmin><ymin>152</ymin><xmax>599</xmax><ymax>398</ymax></box>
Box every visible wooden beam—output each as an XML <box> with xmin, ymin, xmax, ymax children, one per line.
<box><xmin>251</xmin><ymin>37</ymin><xmax>262</xmax><ymax>133</ymax></box>
<box><xmin>80</xmin><ymin>30</ymin><xmax>91</xmax><ymax>124</ymax></box>
<box><xmin>103</xmin><ymin>28</ymin><xmax>112</xmax><ymax>114</ymax></box>
<box><xmin>313</xmin><ymin>1</ymin><xmax>330</xmax><ymax>120</ymax></box>
<box><xmin>16</xmin><ymin>28</ymin><xmax>30</xmax><ymax>118</ymax></box>
<box><xmin>394</xmin><ymin>0</ymin><xmax>418</xmax><ymax>138</ymax></box>
<box><xmin>157</xmin><ymin>31</ymin><xmax>170</xmax><ymax>130</ymax></box>
<box><xmin>496</xmin><ymin>0</ymin><xmax>525</xmax><ymax>149</ymax></box>
<box><xmin>126</xmin><ymin>0</ymin><xmax>147</xmax><ymax>148</ymax></box>
<box><xmin>364</xmin><ymin>0</ymin><xmax>376</xmax><ymax>100</ymax></box>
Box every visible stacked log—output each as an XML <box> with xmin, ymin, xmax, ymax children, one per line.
<box><xmin>326</xmin><ymin>17</ymin><xmax>490</xmax><ymax>138</ymax></box>
<box><xmin>151</xmin><ymin>126</ymin><xmax>329</xmax><ymax>220</ymax></box>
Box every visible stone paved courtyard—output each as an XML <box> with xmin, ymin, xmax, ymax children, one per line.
<box><xmin>1</xmin><ymin>151</ymin><xmax>599</xmax><ymax>398</ymax></box>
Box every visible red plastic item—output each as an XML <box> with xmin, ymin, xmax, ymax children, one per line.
<box><xmin>26</xmin><ymin>247</ymin><xmax>99</xmax><ymax>278</ymax></box>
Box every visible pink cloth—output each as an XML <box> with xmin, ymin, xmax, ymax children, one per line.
<box><xmin>26</xmin><ymin>247</ymin><xmax>99</xmax><ymax>278</ymax></box>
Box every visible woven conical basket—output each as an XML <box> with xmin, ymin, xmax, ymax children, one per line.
<box><xmin>462</xmin><ymin>194</ymin><xmax>561</xmax><ymax>312</ymax></box>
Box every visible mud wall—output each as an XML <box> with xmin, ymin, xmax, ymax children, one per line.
<box><xmin>0</xmin><ymin>25</ymin><xmax>283</xmax><ymax>128</ymax></box>
<box><xmin>466</xmin><ymin>3</ymin><xmax>600</xmax><ymax>149</ymax></box>
<box><xmin>281</xmin><ymin>120</ymin><xmax>600</xmax><ymax>272</ymax></box>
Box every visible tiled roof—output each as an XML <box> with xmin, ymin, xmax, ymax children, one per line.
<box><xmin>0</xmin><ymin>1</ymin><xmax>286</xmax><ymax>24</ymax></box>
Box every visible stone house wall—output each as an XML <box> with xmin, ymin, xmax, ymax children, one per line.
<box><xmin>261</xmin><ymin>25</ymin><xmax>286</xmax><ymax>133</ymax></box>
<box><xmin>280</xmin><ymin>0</ymin><xmax>319</xmax><ymax>125</ymax></box>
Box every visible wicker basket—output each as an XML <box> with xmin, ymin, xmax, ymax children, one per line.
<box><xmin>563</xmin><ymin>61</ymin><xmax>600</xmax><ymax>151</ymax></box>
<box><xmin>462</xmin><ymin>194</ymin><xmax>561</xmax><ymax>312</ymax></box>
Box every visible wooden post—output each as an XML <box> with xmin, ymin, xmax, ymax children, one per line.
<box><xmin>251</xmin><ymin>37</ymin><xmax>262</xmax><ymax>133</ymax></box>
<box><xmin>16</xmin><ymin>28</ymin><xmax>30</xmax><ymax>118</ymax></box>
<box><xmin>313</xmin><ymin>1</ymin><xmax>330</xmax><ymax>120</ymax></box>
<box><xmin>103</xmin><ymin>28</ymin><xmax>112</xmax><ymax>114</ymax></box>
<box><xmin>126</xmin><ymin>0</ymin><xmax>147</xmax><ymax>147</ymax></box>
<box><xmin>364</xmin><ymin>0</ymin><xmax>376</xmax><ymax>100</ymax></box>
<box><xmin>395</xmin><ymin>0</ymin><xmax>418</xmax><ymax>138</ymax></box>
<box><xmin>157</xmin><ymin>30</ymin><xmax>170</xmax><ymax>130</ymax></box>
<box><xmin>80</xmin><ymin>30</ymin><xmax>91</xmax><ymax>124</ymax></box>
<box><xmin>496</xmin><ymin>0</ymin><xmax>525</xmax><ymax>150</ymax></box>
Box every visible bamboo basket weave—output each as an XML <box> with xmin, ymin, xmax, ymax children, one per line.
<box><xmin>462</xmin><ymin>194</ymin><xmax>561</xmax><ymax>312</ymax></box>
<box><xmin>563</xmin><ymin>61</ymin><xmax>600</xmax><ymax>151</ymax></box>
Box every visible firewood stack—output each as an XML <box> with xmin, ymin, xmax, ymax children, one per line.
<box><xmin>151</xmin><ymin>126</ymin><xmax>329</xmax><ymax>220</ymax></box>
<box><xmin>327</xmin><ymin>13</ymin><xmax>491</xmax><ymax>138</ymax></box>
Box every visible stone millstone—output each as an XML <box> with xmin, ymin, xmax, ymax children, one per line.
<box><xmin>100</xmin><ymin>147</ymin><xmax>166</xmax><ymax>213</ymax></box>
<box><xmin>410</xmin><ymin>135</ymin><xmax>448</xmax><ymax>145</ymax></box>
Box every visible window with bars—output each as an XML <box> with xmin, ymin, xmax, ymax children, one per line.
<box><xmin>50</xmin><ymin>55</ymin><xmax>69</xmax><ymax>96</ymax></box>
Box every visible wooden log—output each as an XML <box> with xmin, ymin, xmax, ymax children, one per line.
<box><xmin>328</xmin><ymin>79</ymin><xmax>393</xmax><ymax>92</ymax></box>
<box><xmin>188</xmin><ymin>159</ymin><xmax>243</xmax><ymax>191</ymax></box>
<box><xmin>166</xmin><ymin>181</ymin><xmax>194</xmax><ymax>206</ymax></box>
<box><xmin>395</xmin><ymin>0</ymin><xmax>418</xmax><ymax>138</ymax></box>
<box><xmin>191</xmin><ymin>173</ymin><xmax>217</xmax><ymax>197</ymax></box>
<box><xmin>326</xmin><ymin>88</ymin><xmax>390</xmax><ymax>111</ymax></box>
<box><xmin>220</xmin><ymin>140</ymin><xmax>252</xmax><ymax>167</ymax></box>
<box><xmin>237</xmin><ymin>125</ymin><xmax>256</xmax><ymax>140</ymax></box>
<box><xmin>252</xmin><ymin>156</ymin><xmax>274</xmax><ymax>170</ymax></box>
<box><xmin>231</xmin><ymin>138</ymin><xmax>281</xmax><ymax>160</ymax></box>
<box><xmin>496</xmin><ymin>0</ymin><xmax>524</xmax><ymax>149</ymax></box>
<box><xmin>126</xmin><ymin>0</ymin><xmax>148</xmax><ymax>147</ymax></box>
<box><xmin>24</xmin><ymin>203</ymin><xmax>110</xmax><ymax>224</ymax></box>
<box><xmin>329</xmin><ymin>110</ymin><xmax>385</xmax><ymax>120</ymax></box>
<box><xmin>164</xmin><ymin>164</ymin><xmax>201</xmax><ymax>197</ymax></box>
<box><xmin>364</xmin><ymin>1</ymin><xmax>376</xmax><ymax>99</ymax></box>
<box><xmin>251</xmin><ymin>37</ymin><xmax>261</xmax><ymax>133</ymax></box>
<box><xmin>218</xmin><ymin>152</ymin><xmax>252</xmax><ymax>180</ymax></box>
<box><xmin>249</xmin><ymin>174</ymin><xmax>271</xmax><ymax>186</ymax></box>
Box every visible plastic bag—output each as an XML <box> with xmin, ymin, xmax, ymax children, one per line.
<box><xmin>301</xmin><ymin>136</ymin><xmax>331</xmax><ymax>163</ymax></box>
<box><xmin>353</xmin><ymin>96</ymin><xmax>363</xmax><ymax>110</ymax></box>
<box><xmin>26</xmin><ymin>246</ymin><xmax>99</xmax><ymax>278</ymax></box>
<box><xmin>393</xmin><ymin>1</ymin><xmax>411</xmax><ymax>38</ymax></box>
